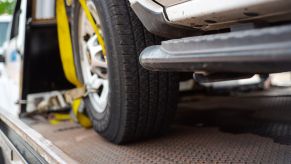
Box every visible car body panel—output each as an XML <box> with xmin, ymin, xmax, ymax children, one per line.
<box><xmin>129</xmin><ymin>0</ymin><xmax>200</xmax><ymax>38</ymax></box>
<box><xmin>155</xmin><ymin>0</ymin><xmax>189</xmax><ymax>7</ymax></box>
<box><xmin>130</xmin><ymin>0</ymin><xmax>291</xmax><ymax>37</ymax></box>
<box><xmin>166</xmin><ymin>0</ymin><xmax>291</xmax><ymax>31</ymax></box>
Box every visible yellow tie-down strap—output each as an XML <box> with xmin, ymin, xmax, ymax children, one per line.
<box><xmin>49</xmin><ymin>113</ymin><xmax>73</xmax><ymax>125</ymax></box>
<box><xmin>48</xmin><ymin>88</ymin><xmax>92</xmax><ymax>128</ymax></box>
<box><xmin>48</xmin><ymin>101</ymin><xmax>91</xmax><ymax>128</ymax></box>
<box><xmin>79</xmin><ymin>0</ymin><xmax>106</xmax><ymax>56</ymax></box>
<box><xmin>72</xmin><ymin>99</ymin><xmax>92</xmax><ymax>128</ymax></box>
<box><xmin>56</xmin><ymin>0</ymin><xmax>82</xmax><ymax>87</ymax></box>
<box><xmin>56</xmin><ymin>0</ymin><xmax>104</xmax><ymax>128</ymax></box>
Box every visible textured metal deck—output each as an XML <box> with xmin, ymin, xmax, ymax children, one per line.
<box><xmin>29</xmin><ymin>95</ymin><xmax>291</xmax><ymax>163</ymax></box>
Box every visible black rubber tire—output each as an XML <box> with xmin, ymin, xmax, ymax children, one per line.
<box><xmin>71</xmin><ymin>0</ymin><xmax>179</xmax><ymax>144</ymax></box>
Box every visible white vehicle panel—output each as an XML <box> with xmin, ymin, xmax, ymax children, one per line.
<box><xmin>166</xmin><ymin>0</ymin><xmax>291</xmax><ymax>30</ymax></box>
<box><xmin>155</xmin><ymin>0</ymin><xmax>189</xmax><ymax>7</ymax></box>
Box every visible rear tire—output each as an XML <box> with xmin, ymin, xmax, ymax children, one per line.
<box><xmin>71</xmin><ymin>0</ymin><xmax>179</xmax><ymax>144</ymax></box>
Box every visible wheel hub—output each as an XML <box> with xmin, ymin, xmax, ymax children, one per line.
<box><xmin>78</xmin><ymin>1</ymin><xmax>109</xmax><ymax>113</ymax></box>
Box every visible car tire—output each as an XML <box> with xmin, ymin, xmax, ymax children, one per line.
<box><xmin>71</xmin><ymin>0</ymin><xmax>179</xmax><ymax>144</ymax></box>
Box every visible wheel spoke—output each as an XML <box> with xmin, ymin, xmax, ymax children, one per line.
<box><xmin>87</xmin><ymin>36</ymin><xmax>102</xmax><ymax>55</ymax></box>
<box><xmin>91</xmin><ymin>59</ymin><xmax>107</xmax><ymax>68</ymax></box>
<box><xmin>100</xmin><ymin>81</ymin><xmax>109</xmax><ymax>103</ymax></box>
<box><xmin>88</xmin><ymin>74</ymin><xmax>103</xmax><ymax>89</ymax></box>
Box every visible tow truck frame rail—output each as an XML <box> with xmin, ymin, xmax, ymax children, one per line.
<box><xmin>0</xmin><ymin>108</ymin><xmax>76</xmax><ymax>163</ymax></box>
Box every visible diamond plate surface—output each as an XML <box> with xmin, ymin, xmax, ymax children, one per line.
<box><xmin>30</xmin><ymin>96</ymin><xmax>291</xmax><ymax>163</ymax></box>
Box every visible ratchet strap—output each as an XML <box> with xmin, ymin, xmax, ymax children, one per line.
<box><xmin>56</xmin><ymin>0</ymin><xmax>105</xmax><ymax>88</ymax></box>
<box><xmin>56</xmin><ymin>0</ymin><xmax>102</xmax><ymax>128</ymax></box>
<box><xmin>56</xmin><ymin>0</ymin><xmax>82</xmax><ymax>87</ymax></box>
<box><xmin>40</xmin><ymin>88</ymin><xmax>92</xmax><ymax>128</ymax></box>
<box><xmin>57</xmin><ymin>0</ymin><xmax>105</xmax><ymax>85</ymax></box>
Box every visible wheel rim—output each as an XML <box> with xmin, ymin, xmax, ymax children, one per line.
<box><xmin>78</xmin><ymin>0</ymin><xmax>109</xmax><ymax>113</ymax></box>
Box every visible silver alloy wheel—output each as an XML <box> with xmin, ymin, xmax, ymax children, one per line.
<box><xmin>78</xmin><ymin>0</ymin><xmax>109</xmax><ymax>113</ymax></box>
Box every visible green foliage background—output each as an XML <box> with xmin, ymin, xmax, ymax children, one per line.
<box><xmin>0</xmin><ymin>0</ymin><xmax>16</xmax><ymax>15</ymax></box>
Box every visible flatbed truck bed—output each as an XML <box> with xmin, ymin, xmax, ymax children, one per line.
<box><xmin>1</xmin><ymin>91</ymin><xmax>291</xmax><ymax>163</ymax></box>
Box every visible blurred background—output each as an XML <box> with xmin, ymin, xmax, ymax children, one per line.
<box><xmin>0</xmin><ymin>0</ymin><xmax>14</xmax><ymax>55</ymax></box>
<box><xmin>0</xmin><ymin>0</ymin><xmax>18</xmax><ymax>116</ymax></box>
